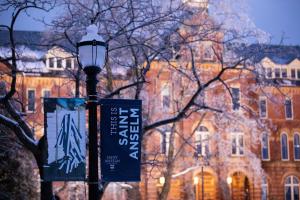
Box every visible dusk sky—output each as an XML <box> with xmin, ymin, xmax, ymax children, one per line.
<box><xmin>1</xmin><ymin>0</ymin><xmax>300</xmax><ymax>45</ymax></box>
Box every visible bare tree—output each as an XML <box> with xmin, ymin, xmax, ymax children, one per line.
<box><xmin>0</xmin><ymin>0</ymin><xmax>277</xmax><ymax>199</ymax></box>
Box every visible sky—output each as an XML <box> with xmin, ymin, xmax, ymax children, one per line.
<box><xmin>1</xmin><ymin>0</ymin><xmax>300</xmax><ymax>45</ymax></box>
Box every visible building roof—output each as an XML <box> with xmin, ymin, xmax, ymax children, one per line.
<box><xmin>228</xmin><ymin>43</ymin><xmax>300</xmax><ymax>65</ymax></box>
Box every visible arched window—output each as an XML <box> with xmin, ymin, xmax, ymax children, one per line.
<box><xmin>294</xmin><ymin>133</ymin><xmax>300</xmax><ymax>160</ymax></box>
<box><xmin>281</xmin><ymin>133</ymin><xmax>289</xmax><ymax>160</ymax></box>
<box><xmin>261</xmin><ymin>177</ymin><xmax>268</xmax><ymax>200</ymax></box>
<box><xmin>285</xmin><ymin>176</ymin><xmax>299</xmax><ymax>200</ymax></box>
<box><xmin>262</xmin><ymin>133</ymin><xmax>270</xmax><ymax>160</ymax></box>
<box><xmin>195</xmin><ymin>126</ymin><xmax>209</xmax><ymax>156</ymax></box>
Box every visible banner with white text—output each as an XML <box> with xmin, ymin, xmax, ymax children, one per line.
<box><xmin>42</xmin><ymin>98</ymin><xmax>86</xmax><ymax>181</ymax></box>
<box><xmin>100</xmin><ymin>99</ymin><xmax>142</xmax><ymax>182</ymax></box>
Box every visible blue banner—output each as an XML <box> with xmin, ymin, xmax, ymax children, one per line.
<box><xmin>42</xmin><ymin>98</ymin><xmax>86</xmax><ymax>181</ymax></box>
<box><xmin>100</xmin><ymin>99</ymin><xmax>142</xmax><ymax>182</ymax></box>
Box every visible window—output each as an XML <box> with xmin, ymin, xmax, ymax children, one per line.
<box><xmin>291</xmin><ymin>69</ymin><xmax>296</xmax><ymax>79</ymax></box>
<box><xmin>266</xmin><ymin>68</ymin><xmax>272</xmax><ymax>78</ymax></box>
<box><xmin>259</xmin><ymin>97</ymin><xmax>267</xmax><ymax>118</ymax></box>
<box><xmin>49</xmin><ymin>58</ymin><xmax>54</xmax><ymax>68</ymax></box>
<box><xmin>203</xmin><ymin>47</ymin><xmax>213</xmax><ymax>60</ymax></box>
<box><xmin>285</xmin><ymin>99</ymin><xmax>293</xmax><ymax>119</ymax></box>
<box><xmin>275</xmin><ymin>68</ymin><xmax>281</xmax><ymax>78</ymax></box>
<box><xmin>231</xmin><ymin>88</ymin><xmax>240</xmax><ymax>111</ymax></box>
<box><xmin>281</xmin><ymin>133</ymin><xmax>289</xmax><ymax>160</ymax></box>
<box><xmin>261</xmin><ymin>177</ymin><xmax>268</xmax><ymax>200</ymax></box>
<box><xmin>66</xmin><ymin>58</ymin><xmax>72</xmax><ymax>69</ymax></box>
<box><xmin>294</xmin><ymin>133</ymin><xmax>300</xmax><ymax>160</ymax></box>
<box><xmin>195</xmin><ymin>126</ymin><xmax>209</xmax><ymax>156</ymax></box>
<box><xmin>261</xmin><ymin>133</ymin><xmax>270</xmax><ymax>160</ymax></box>
<box><xmin>57</xmin><ymin>58</ymin><xmax>62</xmax><ymax>68</ymax></box>
<box><xmin>161</xmin><ymin>132</ymin><xmax>171</xmax><ymax>155</ymax></box>
<box><xmin>297</xmin><ymin>69</ymin><xmax>300</xmax><ymax>80</ymax></box>
<box><xmin>284</xmin><ymin>176</ymin><xmax>299</xmax><ymax>200</ymax></box>
<box><xmin>27</xmin><ymin>89</ymin><xmax>35</xmax><ymax>112</ymax></box>
<box><xmin>42</xmin><ymin>90</ymin><xmax>51</xmax><ymax>113</ymax></box>
<box><xmin>231</xmin><ymin>132</ymin><xmax>244</xmax><ymax>156</ymax></box>
<box><xmin>282</xmin><ymin>68</ymin><xmax>288</xmax><ymax>78</ymax></box>
<box><xmin>161</xmin><ymin>83</ymin><xmax>170</xmax><ymax>109</ymax></box>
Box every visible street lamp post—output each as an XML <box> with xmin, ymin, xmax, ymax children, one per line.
<box><xmin>77</xmin><ymin>24</ymin><xmax>107</xmax><ymax>200</ymax></box>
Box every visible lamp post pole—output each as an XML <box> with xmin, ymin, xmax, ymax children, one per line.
<box><xmin>78</xmin><ymin>24</ymin><xmax>107</xmax><ymax>200</ymax></box>
<box><xmin>85</xmin><ymin>66</ymin><xmax>101</xmax><ymax>200</ymax></box>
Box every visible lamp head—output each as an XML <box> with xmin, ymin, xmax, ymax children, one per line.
<box><xmin>77</xmin><ymin>24</ymin><xmax>107</xmax><ymax>69</ymax></box>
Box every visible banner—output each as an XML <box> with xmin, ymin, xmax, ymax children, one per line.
<box><xmin>42</xmin><ymin>98</ymin><xmax>86</xmax><ymax>181</ymax></box>
<box><xmin>100</xmin><ymin>99</ymin><xmax>142</xmax><ymax>182</ymax></box>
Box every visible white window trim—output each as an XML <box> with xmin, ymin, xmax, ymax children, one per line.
<box><xmin>26</xmin><ymin>88</ymin><xmax>36</xmax><ymax>113</ymax></box>
<box><xmin>231</xmin><ymin>132</ymin><xmax>244</xmax><ymax>157</ymax></box>
<box><xmin>259</xmin><ymin>97</ymin><xmax>268</xmax><ymax>119</ymax></box>
<box><xmin>284</xmin><ymin>176</ymin><xmax>299</xmax><ymax>200</ymax></box>
<box><xmin>285</xmin><ymin>98</ymin><xmax>294</xmax><ymax>120</ymax></box>
<box><xmin>47</xmin><ymin>57</ymin><xmax>67</xmax><ymax>70</ymax></box>
<box><xmin>261</xmin><ymin>133</ymin><xmax>270</xmax><ymax>161</ymax></box>
<box><xmin>293</xmin><ymin>132</ymin><xmax>300</xmax><ymax>161</ymax></box>
<box><xmin>281</xmin><ymin>133</ymin><xmax>290</xmax><ymax>161</ymax></box>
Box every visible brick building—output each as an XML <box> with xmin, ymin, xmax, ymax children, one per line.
<box><xmin>1</xmin><ymin>29</ymin><xmax>300</xmax><ymax>200</ymax></box>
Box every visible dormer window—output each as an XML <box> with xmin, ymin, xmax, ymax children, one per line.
<box><xmin>66</xmin><ymin>58</ymin><xmax>72</xmax><ymax>69</ymax></box>
<box><xmin>49</xmin><ymin>58</ymin><xmax>55</xmax><ymax>68</ymax></box>
<box><xmin>291</xmin><ymin>69</ymin><xmax>296</xmax><ymax>79</ymax></box>
<box><xmin>57</xmin><ymin>58</ymin><xmax>63</xmax><ymax>68</ymax></box>
<box><xmin>274</xmin><ymin>68</ymin><xmax>280</xmax><ymax>78</ymax></box>
<box><xmin>266</xmin><ymin>68</ymin><xmax>272</xmax><ymax>78</ymax></box>
<box><xmin>282</xmin><ymin>68</ymin><xmax>287</xmax><ymax>78</ymax></box>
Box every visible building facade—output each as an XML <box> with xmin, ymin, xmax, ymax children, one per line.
<box><xmin>1</xmin><ymin>29</ymin><xmax>300</xmax><ymax>200</ymax></box>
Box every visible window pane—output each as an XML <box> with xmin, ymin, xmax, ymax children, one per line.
<box><xmin>266</xmin><ymin>68</ymin><xmax>272</xmax><ymax>78</ymax></box>
<box><xmin>259</xmin><ymin>99</ymin><xmax>267</xmax><ymax>118</ymax></box>
<box><xmin>262</xmin><ymin>134</ymin><xmax>269</xmax><ymax>160</ymax></box>
<box><xmin>161</xmin><ymin>84</ymin><xmax>170</xmax><ymax>109</ymax></box>
<box><xmin>238</xmin><ymin>134</ymin><xmax>244</xmax><ymax>155</ymax></box>
<box><xmin>293</xmin><ymin>176</ymin><xmax>299</xmax><ymax>184</ymax></box>
<box><xmin>49</xmin><ymin>58</ymin><xmax>54</xmax><ymax>68</ymax></box>
<box><xmin>285</xmin><ymin>186</ymin><xmax>292</xmax><ymax>200</ymax></box>
<box><xmin>232</xmin><ymin>137</ymin><xmax>237</xmax><ymax>155</ymax></box>
<box><xmin>275</xmin><ymin>68</ymin><xmax>281</xmax><ymax>78</ymax></box>
<box><xmin>43</xmin><ymin>90</ymin><xmax>50</xmax><ymax>98</ymax></box>
<box><xmin>281</xmin><ymin>134</ymin><xmax>288</xmax><ymax>160</ymax></box>
<box><xmin>294</xmin><ymin>187</ymin><xmax>299</xmax><ymax>200</ymax></box>
<box><xmin>291</xmin><ymin>69</ymin><xmax>296</xmax><ymax>79</ymax></box>
<box><xmin>285</xmin><ymin>99</ymin><xmax>293</xmax><ymax>119</ymax></box>
<box><xmin>57</xmin><ymin>58</ymin><xmax>62</xmax><ymax>68</ymax></box>
<box><xmin>261</xmin><ymin>186</ymin><xmax>268</xmax><ymax>200</ymax></box>
<box><xmin>66</xmin><ymin>58</ymin><xmax>72</xmax><ymax>69</ymax></box>
<box><xmin>297</xmin><ymin>69</ymin><xmax>300</xmax><ymax>79</ymax></box>
<box><xmin>231</xmin><ymin>88</ymin><xmax>240</xmax><ymax>110</ymax></box>
<box><xmin>294</xmin><ymin>134</ymin><xmax>300</xmax><ymax>160</ymax></box>
<box><xmin>27</xmin><ymin>90</ymin><xmax>35</xmax><ymax>111</ymax></box>
<box><xmin>282</xmin><ymin>68</ymin><xmax>287</xmax><ymax>78</ymax></box>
